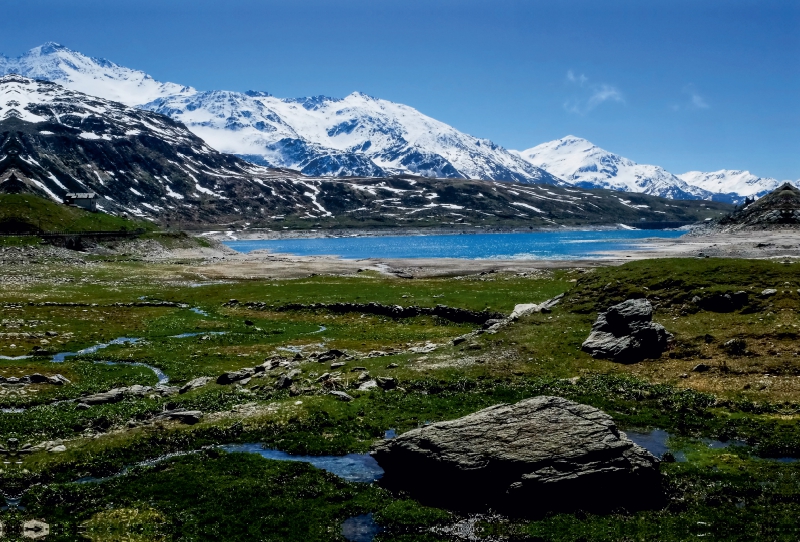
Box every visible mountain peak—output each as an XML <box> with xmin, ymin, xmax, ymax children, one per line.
<box><xmin>0</xmin><ymin>42</ymin><xmax>196</xmax><ymax>106</ymax></box>
<box><xmin>30</xmin><ymin>42</ymin><xmax>69</xmax><ymax>55</ymax></box>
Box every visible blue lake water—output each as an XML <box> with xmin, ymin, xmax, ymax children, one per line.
<box><xmin>223</xmin><ymin>230</ymin><xmax>684</xmax><ymax>260</ymax></box>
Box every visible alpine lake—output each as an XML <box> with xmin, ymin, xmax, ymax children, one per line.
<box><xmin>2</xmin><ymin>240</ymin><xmax>800</xmax><ymax>541</ymax></box>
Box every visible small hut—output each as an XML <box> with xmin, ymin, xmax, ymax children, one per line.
<box><xmin>64</xmin><ymin>192</ymin><xmax>98</xmax><ymax>212</ymax></box>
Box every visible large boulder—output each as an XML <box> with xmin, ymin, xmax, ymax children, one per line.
<box><xmin>371</xmin><ymin>396</ymin><xmax>661</xmax><ymax>516</ymax></box>
<box><xmin>581</xmin><ymin>299</ymin><xmax>671</xmax><ymax>363</ymax></box>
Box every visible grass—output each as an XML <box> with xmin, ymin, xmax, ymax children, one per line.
<box><xmin>4</xmin><ymin>257</ymin><xmax>800</xmax><ymax>539</ymax></box>
<box><xmin>0</xmin><ymin>193</ymin><xmax>153</xmax><ymax>232</ymax></box>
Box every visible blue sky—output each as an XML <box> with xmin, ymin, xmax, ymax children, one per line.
<box><xmin>1</xmin><ymin>0</ymin><xmax>797</xmax><ymax>179</ymax></box>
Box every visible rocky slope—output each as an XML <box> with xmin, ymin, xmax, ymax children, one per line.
<box><xmin>694</xmin><ymin>182</ymin><xmax>800</xmax><ymax>234</ymax></box>
<box><xmin>0</xmin><ymin>75</ymin><xmax>730</xmax><ymax>228</ymax></box>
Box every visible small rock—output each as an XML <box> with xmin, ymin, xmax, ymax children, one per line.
<box><xmin>48</xmin><ymin>374</ymin><xmax>70</xmax><ymax>385</ymax></box>
<box><xmin>376</xmin><ymin>376</ymin><xmax>397</xmax><ymax>390</ymax></box>
<box><xmin>679</xmin><ymin>373</ymin><xmax>689</xmax><ymax>378</ymax></box>
<box><xmin>245</xmin><ymin>320</ymin><xmax>255</xmax><ymax>326</ymax></box>
<box><xmin>330</xmin><ymin>391</ymin><xmax>354</xmax><ymax>402</ymax></box>
<box><xmin>48</xmin><ymin>445</ymin><xmax>67</xmax><ymax>453</ymax></box>
<box><xmin>357</xmin><ymin>371</ymin><xmax>370</xmax><ymax>382</ymax></box>
<box><xmin>692</xmin><ymin>363</ymin><xmax>711</xmax><ymax>373</ymax></box>
<box><xmin>761</xmin><ymin>288</ymin><xmax>777</xmax><ymax>297</ymax></box>
<box><xmin>316</xmin><ymin>372</ymin><xmax>332</xmax><ymax>382</ymax></box>
<box><xmin>275</xmin><ymin>375</ymin><xmax>293</xmax><ymax>389</ymax></box>
<box><xmin>330</xmin><ymin>362</ymin><xmax>346</xmax><ymax>369</ymax></box>
<box><xmin>358</xmin><ymin>379</ymin><xmax>378</xmax><ymax>391</ymax></box>
<box><xmin>216</xmin><ymin>369</ymin><xmax>255</xmax><ymax>385</ymax></box>
<box><xmin>387</xmin><ymin>363</ymin><xmax>399</xmax><ymax>369</ymax></box>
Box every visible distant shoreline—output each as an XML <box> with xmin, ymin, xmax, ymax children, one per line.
<box><xmin>194</xmin><ymin>224</ymin><xmax>691</xmax><ymax>242</ymax></box>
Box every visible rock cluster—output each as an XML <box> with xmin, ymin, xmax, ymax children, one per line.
<box><xmin>372</xmin><ymin>396</ymin><xmax>661</xmax><ymax>516</ymax></box>
<box><xmin>581</xmin><ymin>299</ymin><xmax>672</xmax><ymax>363</ymax></box>
<box><xmin>78</xmin><ymin>384</ymin><xmax>177</xmax><ymax>406</ymax></box>
<box><xmin>227</xmin><ymin>300</ymin><xmax>505</xmax><ymax>325</ymax></box>
<box><xmin>1</xmin><ymin>373</ymin><xmax>69</xmax><ymax>385</ymax></box>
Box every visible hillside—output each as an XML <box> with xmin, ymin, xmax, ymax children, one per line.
<box><xmin>0</xmin><ymin>75</ymin><xmax>732</xmax><ymax>230</ymax></box>
<box><xmin>0</xmin><ymin>193</ymin><xmax>150</xmax><ymax>233</ymax></box>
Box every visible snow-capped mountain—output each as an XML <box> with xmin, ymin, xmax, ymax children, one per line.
<box><xmin>0</xmin><ymin>75</ymin><xmax>729</xmax><ymax>228</ymax></box>
<box><xmin>677</xmin><ymin>170</ymin><xmax>783</xmax><ymax>199</ymax></box>
<box><xmin>513</xmin><ymin>136</ymin><xmax>716</xmax><ymax>201</ymax></box>
<box><xmin>0</xmin><ymin>42</ymin><xmax>194</xmax><ymax>106</ymax></box>
<box><xmin>0</xmin><ymin>43</ymin><xmax>790</xmax><ymax>203</ymax></box>
<box><xmin>514</xmin><ymin>136</ymin><xmax>796</xmax><ymax>203</ymax></box>
<box><xmin>142</xmin><ymin>91</ymin><xmax>561</xmax><ymax>183</ymax></box>
<box><xmin>0</xmin><ymin>43</ymin><xmax>559</xmax><ymax>184</ymax></box>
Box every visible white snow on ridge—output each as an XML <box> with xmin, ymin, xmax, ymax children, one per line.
<box><xmin>0</xmin><ymin>42</ymin><xmax>195</xmax><ymax>106</ymax></box>
<box><xmin>677</xmin><ymin>170</ymin><xmax>790</xmax><ymax>198</ymax></box>
<box><xmin>512</xmin><ymin>136</ymin><xmax>712</xmax><ymax>200</ymax></box>
<box><xmin>1</xmin><ymin>42</ymin><xmax>794</xmax><ymax>203</ymax></box>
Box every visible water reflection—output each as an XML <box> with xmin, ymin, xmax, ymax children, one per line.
<box><xmin>219</xmin><ymin>443</ymin><xmax>384</xmax><ymax>483</ymax></box>
<box><xmin>341</xmin><ymin>514</ymin><xmax>382</xmax><ymax>542</ymax></box>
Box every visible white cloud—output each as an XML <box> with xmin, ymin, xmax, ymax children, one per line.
<box><xmin>564</xmin><ymin>71</ymin><xmax>624</xmax><ymax>115</ymax></box>
<box><xmin>690</xmin><ymin>92</ymin><xmax>709</xmax><ymax>109</ymax></box>
<box><xmin>566</xmin><ymin>70</ymin><xmax>588</xmax><ymax>86</ymax></box>
<box><xmin>674</xmin><ymin>85</ymin><xmax>709</xmax><ymax>111</ymax></box>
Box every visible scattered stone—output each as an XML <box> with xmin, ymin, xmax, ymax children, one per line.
<box><xmin>330</xmin><ymin>361</ymin><xmax>346</xmax><ymax>369</ymax></box>
<box><xmin>216</xmin><ymin>368</ymin><xmax>255</xmax><ymax>385</ymax></box>
<box><xmin>386</xmin><ymin>363</ymin><xmax>399</xmax><ymax>369</ymax></box>
<box><xmin>371</xmin><ymin>396</ymin><xmax>661</xmax><ymax>515</ymax></box>
<box><xmin>357</xmin><ymin>371</ymin><xmax>370</xmax><ymax>382</ymax></box>
<box><xmin>358</xmin><ymin>379</ymin><xmax>378</xmax><ymax>391</ymax></box>
<box><xmin>761</xmin><ymin>288</ymin><xmax>777</xmax><ymax>297</ymax></box>
<box><xmin>245</xmin><ymin>320</ymin><xmax>255</xmax><ymax>326</ymax></box>
<box><xmin>581</xmin><ymin>299</ymin><xmax>672</xmax><ymax>363</ymax></box>
<box><xmin>692</xmin><ymin>363</ymin><xmax>712</xmax><ymax>373</ymax></box>
<box><xmin>316</xmin><ymin>372</ymin><xmax>332</xmax><ymax>382</ymax></box>
<box><xmin>156</xmin><ymin>410</ymin><xmax>203</xmax><ymax>425</ymax></box>
<box><xmin>275</xmin><ymin>375</ymin><xmax>293</xmax><ymax>389</ymax></box>
<box><xmin>48</xmin><ymin>374</ymin><xmax>70</xmax><ymax>385</ymax></box>
<box><xmin>330</xmin><ymin>391</ymin><xmax>354</xmax><ymax>402</ymax></box>
<box><xmin>376</xmin><ymin>376</ymin><xmax>397</xmax><ymax>390</ymax></box>
<box><xmin>723</xmin><ymin>338</ymin><xmax>747</xmax><ymax>356</ymax></box>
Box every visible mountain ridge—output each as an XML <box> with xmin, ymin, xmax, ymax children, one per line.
<box><xmin>0</xmin><ymin>75</ymin><xmax>730</xmax><ymax>230</ymax></box>
<box><xmin>0</xmin><ymin>43</ymin><xmax>791</xmax><ymax>204</ymax></box>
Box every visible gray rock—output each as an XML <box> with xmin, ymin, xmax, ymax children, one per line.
<box><xmin>329</xmin><ymin>391</ymin><xmax>354</xmax><ymax>402</ymax></box>
<box><xmin>581</xmin><ymin>299</ymin><xmax>672</xmax><ymax>363</ymax></box>
<box><xmin>180</xmin><ymin>376</ymin><xmax>212</xmax><ymax>394</ymax></box>
<box><xmin>216</xmin><ymin>368</ymin><xmax>255</xmax><ymax>385</ymax></box>
<box><xmin>692</xmin><ymin>363</ymin><xmax>712</xmax><ymax>373</ymax></box>
<box><xmin>358</xmin><ymin>379</ymin><xmax>378</xmax><ymax>391</ymax></box>
<box><xmin>371</xmin><ymin>396</ymin><xmax>661</xmax><ymax>515</ymax></box>
<box><xmin>761</xmin><ymin>288</ymin><xmax>777</xmax><ymax>297</ymax></box>
<box><xmin>81</xmin><ymin>388</ymin><xmax>125</xmax><ymax>405</ymax></box>
<box><xmin>376</xmin><ymin>376</ymin><xmax>397</xmax><ymax>390</ymax></box>
<box><xmin>48</xmin><ymin>374</ymin><xmax>70</xmax><ymax>385</ymax></box>
<box><xmin>275</xmin><ymin>375</ymin><xmax>293</xmax><ymax>389</ymax></box>
<box><xmin>157</xmin><ymin>410</ymin><xmax>203</xmax><ymax>425</ymax></box>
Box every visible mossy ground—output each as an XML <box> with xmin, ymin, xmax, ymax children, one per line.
<box><xmin>2</xmin><ymin>256</ymin><xmax>800</xmax><ymax>540</ymax></box>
